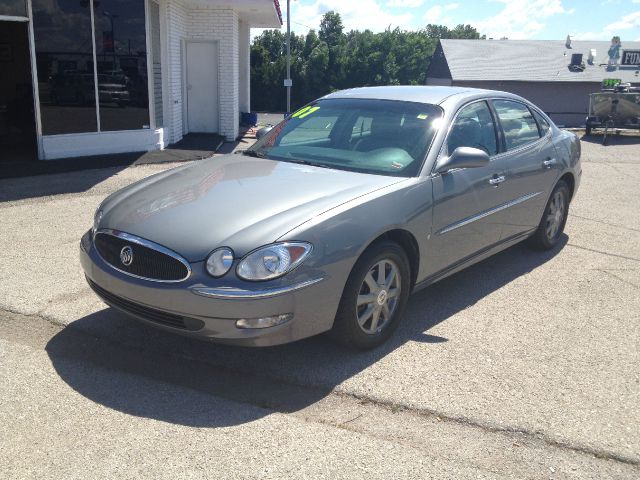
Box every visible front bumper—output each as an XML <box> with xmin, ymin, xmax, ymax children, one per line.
<box><xmin>79</xmin><ymin>230</ymin><xmax>341</xmax><ymax>346</ymax></box>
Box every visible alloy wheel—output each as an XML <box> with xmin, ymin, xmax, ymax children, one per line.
<box><xmin>356</xmin><ymin>259</ymin><xmax>401</xmax><ymax>334</ymax></box>
<box><xmin>545</xmin><ymin>190</ymin><xmax>566</xmax><ymax>241</ymax></box>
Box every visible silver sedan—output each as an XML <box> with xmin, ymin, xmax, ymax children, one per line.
<box><xmin>80</xmin><ymin>86</ymin><xmax>581</xmax><ymax>349</ymax></box>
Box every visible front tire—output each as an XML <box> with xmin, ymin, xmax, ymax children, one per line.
<box><xmin>527</xmin><ymin>180</ymin><xmax>570</xmax><ymax>250</ymax></box>
<box><xmin>331</xmin><ymin>241</ymin><xmax>411</xmax><ymax>350</ymax></box>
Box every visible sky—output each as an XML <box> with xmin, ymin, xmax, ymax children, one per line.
<box><xmin>262</xmin><ymin>0</ymin><xmax>640</xmax><ymax>41</ymax></box>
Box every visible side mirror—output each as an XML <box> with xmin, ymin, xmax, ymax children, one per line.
<box><xmin>256</xmin><ymin>125</ymin><xmax>274</xmax><ymax>140</ymax></box>
<box><xmin>435</xmin><ymin>147</ymin><xmax>490</xmax><ymax>173</ymax></box>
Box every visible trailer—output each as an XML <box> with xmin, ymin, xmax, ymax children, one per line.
<box><xmin>585</xmin><ymin>81</ymin><xmax>640</xmax><ymax>144</ymax></box>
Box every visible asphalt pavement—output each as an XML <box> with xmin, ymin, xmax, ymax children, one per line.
<box><xmin>0</xmin><ymin>133</ymin><xmax>638</xmax><ymax>479</ymax></box>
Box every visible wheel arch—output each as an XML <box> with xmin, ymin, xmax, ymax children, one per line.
<box><xmin>362</xmin><ymin>228</ymin><xmax>420</xmax><ymax>289</ymax></box>
<box><xmin>559</xmin><ymin>172</ymin><xmax>575</xmax><ymax>201</ymax></box>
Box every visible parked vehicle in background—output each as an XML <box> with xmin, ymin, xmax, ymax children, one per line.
<box><xmin>97</xmin><ymin>75</ymin><xmax>130</xmax><ymax>107</ymax></box>
<box><xmin>585</xmin><ymin>81</ymin><xmax>640</xmax><ymax>144</ymax></box>
<box><xmin>81</xmin><ymin>86</ymin><xmax>581</xmax><ymax>350</ymax></box>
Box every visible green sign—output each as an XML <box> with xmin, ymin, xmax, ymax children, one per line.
<box><xmin>602</xmin><ymin>78</ymin><xmax>622</xmax><ymax>89</ymax></box>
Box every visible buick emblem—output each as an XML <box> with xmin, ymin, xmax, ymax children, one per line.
<box><xmin>120</xmin><ymin>246</ymin><xmax>134</xmax><ymax>266</ymax></box>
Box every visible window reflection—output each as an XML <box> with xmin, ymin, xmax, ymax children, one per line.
<box><xmin>0</xmin><ymin>0</ymin><xmax>27</xmax><ymax>17</ymax></box>
<box><xmin>32</xmin><ymin>0</ymin><xmax>97</xmax><ymax>135</ymax></box>
<box><xmin>93</xmin><ymin>0</ymin><xmax>150</xmax><ymax>131</ymax></box>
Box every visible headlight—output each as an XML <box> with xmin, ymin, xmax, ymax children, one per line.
<box><xmin>206</xmin><ymin>247</ymin><xmax>234</xmax><ymax>277</ymax></box>
<box><xmin>237</xmin><ymin>242</ymin><xmax>312</xmax><ymax>281</ymax></box>
<box><xmin>92</xmin><ymin>209</ymin><xmax>103</xmax><ymax>234</ymax></box>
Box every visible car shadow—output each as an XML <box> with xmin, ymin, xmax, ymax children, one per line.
<box><xmin>0</xmin><ymin>133</ymin><xmax>227</xmax><ymax>202</ymax></box>
<box><xmin>0</xmin><ymin>165</ymin><xmax>132</xmax><ymax>203</ymax></box>
<box><xmin>580</xmin><ymin>132</ymin><xmax>640</xmax><ymax>145</ymax></box>
<box><xmin>45</xmin><ymin>236</ymin><xmax>568</xmax><ymax>428</ymax></box>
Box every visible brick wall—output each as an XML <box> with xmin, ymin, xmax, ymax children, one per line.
<box><xmin>187</xmin><ymin>8</ymin><xmax>239</xmax><ymax>141</ymax></box>
<box><xmin>165</xmin><ymin>0</ymin><xmax>188</xmax><ymax>144</ymax></box>
<box><xmin>163</xmin><ymin>1</ymin><xmax>240</xmax><ymax>143</ymax></box>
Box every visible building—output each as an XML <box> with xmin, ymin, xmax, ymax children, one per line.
<box><xmin>0</xmin><ymin>0</ymin><xmax>282</xmax><ymax>162</ymax></box>
<box><xmin>426</xmin><ymin>38</ymin><xmax>640</xmax><ymax>127</ymax></box>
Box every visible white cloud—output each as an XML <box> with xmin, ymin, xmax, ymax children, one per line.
<box><xmin>573</xmin><ymin>10</ymin><xmax>640</xmax><ymax>40</ymax></box>
<box><xmin>468</xmin><ymin>0</ymin><xmax>568</xmax><ymax>39</ymax></box>
<box><xmin>386</xmin><ymin>0</ymin><xmax>424</xmax><ymax>7</ymax></box>
<box><xmin>604</xmin><ymin>11</ymin><xmax>640</xmax><ymax>31</ymax></box>
<box><xmin>284</xmin><ymin>0</ymin><xmax>415</xmax><ymax>33</ymax></box>
<box><xmin>424</xmin><ymin>3</ymin><xmax>460</xmax><ymax>25</ymax></box>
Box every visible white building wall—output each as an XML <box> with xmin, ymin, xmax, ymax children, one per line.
<box><xmin>187</xmin><ymin>8</ymin><xmax>239</xmax><ymax>141</ymax></box>
<box><xmin>165</xmin><ymin>0</ymin><xmax>188</xmax><ymax>144</ymax></box>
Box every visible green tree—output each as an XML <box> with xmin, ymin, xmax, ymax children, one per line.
<box><xmin>319</xmin><ymin>11</ymin><xmax>344</xmax><ymax>47</ymax></box>
<box><xmin>250</xmin><ymin>12</ymin><xmax>484</xmax><ymax>111</ymax></box>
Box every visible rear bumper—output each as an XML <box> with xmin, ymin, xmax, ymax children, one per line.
<box><xmin>79</xmin><ymin>230</ymin><xmax>342</xmax><ymax>346</ymax></box>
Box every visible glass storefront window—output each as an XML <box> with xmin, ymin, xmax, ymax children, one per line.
<box><xmin>93</xmin><ymin>0</ymin><xmax>150</xmax><ymax>131</ymax></box>
<box><xmin>32</xmin><ymin>0</ymin><xmax>152</xmax><ymax>136</ymax></box>
<box><xmin>0</xmin><ymin>0</ymin><xmax>27</xmax><ymax>17</ymax></box>
<box><xmin>32</xmin><ymin>0</ymin><xmax>98</xmax><ymax>135</ymax></box>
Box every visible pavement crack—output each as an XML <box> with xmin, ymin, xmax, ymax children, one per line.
<box><xmin>597</xmin><ymin>269</ymin><xmax>640</xmax><ymax>289</ymax></box>
<box><xmin>570</xmin><ymin>214</ymin><xmax>640</xmax><ymax>233</ymax></box>
<box><xmin>566</xmin><ymin>243</ymin><xmax>640</xmax><ymax>263</ymax></box>
<box><xmin>332</xmin><ymin>391</ymin><xmax>640</xmax><ymax>468</ymax></box>
<box><xmin>338</xmin><ymin>413</ymin><xmax>363</xmax><ymax>425</ymax></box>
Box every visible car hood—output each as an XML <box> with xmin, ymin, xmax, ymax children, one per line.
<box><xmin>99</xmin><ymin>154</ymin><xmax>405</xmax><ymax>261</ymax></box>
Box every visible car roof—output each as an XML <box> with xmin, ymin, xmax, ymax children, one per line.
<box><xmin>322</xmin><ymin>85</ymin><xmax>503</xmax><ymax>105</ymax></box>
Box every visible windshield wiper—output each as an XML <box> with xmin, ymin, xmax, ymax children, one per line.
<box><xmin>242</xmin><ymin>150</ymin><xmax>266</xmax><ymax>158</ymax></box>
<box><xmin>280</xmin><ymin>158</ymin><xmax>334</xmax><ymax>169</ymax></box>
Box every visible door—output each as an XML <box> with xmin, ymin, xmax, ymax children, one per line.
<box><xmin>427</xmin><ymin>100</ymin><xmax>513</xmax><ymax>276</ymax></box>
<box><xmin>490</xmin><ymin>100</ymin><xmax>560</xmax><ymax>240</ymax></box>
<box><xmin>0</xmin><ymin>20</ymin><xmax>37</xmax><ymax>162</ymax></box>
<box><xmin>186</xmin><ymin>42</ymin><xmax>219</xmax><ymax>133</ymax></box>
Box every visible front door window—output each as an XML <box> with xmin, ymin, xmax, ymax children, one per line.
<box><xmin>446</xmin><ymin>101</ymin><xmax>498</xmax><ymax>156</ymax></box>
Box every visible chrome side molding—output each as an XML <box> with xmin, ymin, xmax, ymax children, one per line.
<box><xmin>437</xmin><ymin>192</ymin><xmax>542</xmax><ymax>236</ymax></box>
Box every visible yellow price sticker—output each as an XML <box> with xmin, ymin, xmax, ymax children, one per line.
<box><xmin>291</xmin><ymin>106</ymin><xmax>311</xmax><ymax>118</ymax></box>
<box><xmin>298</xmin><ymin>106</ymin><xmax>320</xmax><ymax>118</ymax></box>
<box><xmin>417</xmin><ymin>114</ymin><xmax>429</xmax><ymax>120</ymax></box>
<box><xmin>291</xmin><ymin>105</ymin><xmax>320</xmax><ymax>119</ymax></box>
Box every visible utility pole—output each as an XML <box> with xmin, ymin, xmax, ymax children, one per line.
<box><xmin>285</xmin><ymin>0</ymin><xmax>291</xmax><ymax>115</ymax></box>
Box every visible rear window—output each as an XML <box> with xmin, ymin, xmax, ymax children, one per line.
<box><xmin>493</xmin><ymin>100</ymin><xmax>541</xmax><ymax>150</ymax></box>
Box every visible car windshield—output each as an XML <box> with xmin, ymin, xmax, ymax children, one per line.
<box><xmin>247</xmin><ymin>98</ymin><xmax>443</xmax><ymax>177</ymax></box>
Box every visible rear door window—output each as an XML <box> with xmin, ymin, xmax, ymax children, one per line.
<box><xmin>493</xmin><ymin>100</ymin><xmax>541</xmax><ymax>150</ymax></box>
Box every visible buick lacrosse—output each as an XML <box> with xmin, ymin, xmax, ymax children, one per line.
<box><xmin>80</xmin><ymin>86</ymin><xmax>581</xmax><ymax>349</ymax></box>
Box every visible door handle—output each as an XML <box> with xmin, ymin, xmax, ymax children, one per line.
<box><xmin>489</xmin><ymin>175</ymin><xmax>506</xmax><ymax>185</ymax></box>
<box><xmin>543</xmin><ymin>158</ymin><xmax>558</xmax><ymax>168</ymax></box>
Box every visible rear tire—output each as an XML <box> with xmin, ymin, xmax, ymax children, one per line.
<box><xmin>331</xmin><ymin>241</ymin><xmax>411</xmax><ymax>350</ymax></box>
<box><xmin>527</xmin><ymin>181</ymin><xmax>570</xmax><ymax>250</ymax></box>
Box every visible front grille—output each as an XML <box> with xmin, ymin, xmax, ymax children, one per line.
<box><xmin>87</xmin><ymin>278</ymin><xmax>204</xmax><ymax>331</ymax></box>
<box><xmin>94</xmin><ymin>231</ymin><xmax>190</xmax><ymax>282</ymax></box>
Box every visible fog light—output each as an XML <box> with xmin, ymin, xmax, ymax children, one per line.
<box><xmin>236</xmin><ymin>314</ymin><xmax>293</xmax><ymax>329</ymax></box>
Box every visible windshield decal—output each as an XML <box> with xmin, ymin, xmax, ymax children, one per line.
<box><xmin>297</xmin><ymin>106</ymin><xmax>320</xmax><ymax>119</ymax></box>
<box><xmin>291</xmin><ymin>106</ymin><xmax>312</xmax><ymax>118</ymax></box>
